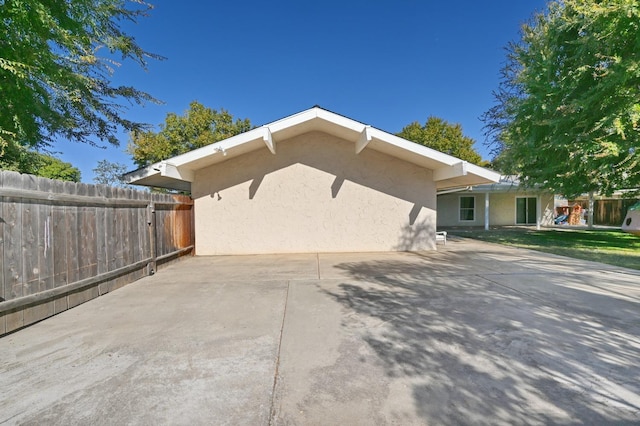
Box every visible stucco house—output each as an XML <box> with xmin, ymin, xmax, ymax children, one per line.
<box><xmin>437</xmin><ymin>176</ymin><xmax>555</xmax><ymax>230</ymax></box>
<box><xmin>125</xmin><ymin>106</ymin><xmax>500</xmax><ymax>254</ymax></box>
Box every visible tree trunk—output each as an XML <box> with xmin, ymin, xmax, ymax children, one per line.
<box><xmin>588</xmin><ymin>192</ymin><xmax>595</xmax><ymax>229</ymax></box>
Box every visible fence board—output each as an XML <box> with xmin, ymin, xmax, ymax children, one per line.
<box><xmin>65</xmin><ymin>181</ymin><xmax>83</xmax><ymax>309</ymax></box>
<box><xmin>35</xmin><ymin>176</ymin><xmax>55</xmax><ymax>322</ymax></box>
<box><xmin>133</xmin><ymin>190</ymin><xmax>147</xmax><ymax>281</ymax></box>
<box><xmin>114</xmin><ymin>187</ymin><xmax>130</xmax><ymax>291</ymax></box>
<box><xmin>22</xmin><ymin>174</ymin><xmax>50</xmax><ymax>326</ymax></box>
<box><xmin>52</xmin><ymin>179</ymin><xmax>69</xmax><ymax>314</ymax></box>
<box><xmin>100</xmin><ymin>186</ymin><xmax>117</xmax><ymax>295</ymax></box>
<box><xmin>80</xmin><ymin>184</ymin><xmax>99</xmax><ymax>302</ymax></box>
<box><xmin>79</xmin><ymin>184</ymin><xmax>98</xmax><ymax>280</ymax></box>
<box><xmin>129</xmin><ymin>190</ymin><xmax>137</xmax><ymax>264</ymax></box>
<box><xmin>96</xmin><ymin>185</ymin><xmax>108</xmax><ymax>278</ymax></box>
<box><xmin>132</xmin><ymin>191</ymin><xmax>144</xmax><ymax>280</ymax></box>
<box><xmin>155</xmin><ymin>203</ymin><xmax>165</xmax><ymax>258</ymax></box>
<box><xmin>2</xmin><ymin>172</ymin><xmax>24</xmax><ymax>331</ymax></box>
<box><xmin>23</xmin><ymin>174</ymin><xmax>39</xmax><ymax>296</ymax></box>
<box><xmin>3</xmin><ymin>172</ymin><xmax>23</xmax><ymax>301</ymax></box>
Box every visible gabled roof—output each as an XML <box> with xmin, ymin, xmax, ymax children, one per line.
<box><xmin>124</xmin><ymin>106</ymin><xmax>500</xmax><ymax>191</ymax></box>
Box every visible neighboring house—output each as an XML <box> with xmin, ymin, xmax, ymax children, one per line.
<box><xmin>125</xmin><ymin>106</ymin><xmax>500</xmax><ymax>255</ymax></box>
<box><xmin>437</xmin><ymin>176</ymin><xmax>555</xmax><ymax>230</ymax></box>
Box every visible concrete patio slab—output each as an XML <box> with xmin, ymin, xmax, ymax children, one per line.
<box><xmin>1</xmin><ymin>273</ymin><xmax>289</xmax><ymax>425</ymax></box>
<box><xmin>2</xmin><ymin>238</ymin><xmax>640</xmax><ymax>425</ymax></box>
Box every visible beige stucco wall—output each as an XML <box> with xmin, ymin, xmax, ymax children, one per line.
<box><xmin>436</xmin><ymin>193</ymin><xmax>485</xmax><ymax>227</ymax></box>
<box><xmin>191</xmin><ymin>131</ymin><xmax>437</xmax><ymax>255</ymax></box>
<box><xmin>437</xmin><ymin>191</ymin><xmax>555</xmax><ymax>227</ymax></box>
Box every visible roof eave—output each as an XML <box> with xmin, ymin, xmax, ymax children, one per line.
<box><xmin>124</xmin><ymin>106</ymin><xmax>501</xmax><ymax>191</ymax></box>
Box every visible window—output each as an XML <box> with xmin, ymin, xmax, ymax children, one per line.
<box><xmin>459</xmin><ymin>196</ymin><xmax>475</xmax><ymax>221</ymax></box>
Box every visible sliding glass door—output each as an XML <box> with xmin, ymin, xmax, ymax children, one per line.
<box><xmin>516</xmin><ymin>197</ymin><xmax>537</xmax><ymax>225</ymax></box>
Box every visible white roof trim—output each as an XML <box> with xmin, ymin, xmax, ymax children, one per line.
<box><xmin>355</xmin><ymin>126</ymin><xmax>372</xmax><ymax>154</ymax></box>
<box><xmin>159</xmin><ymin>161</ymin><xmax>194</xmax><ymax>182</ymax></box>
<box><xmin>262</xmin><ymin>126</ymin><xmax>275</xmax><ymax>154</ymax></box>
<box><xmin>433</xmin><ymin>161</ymin><xmax>467</xmax><ymax>181</ymax></box>
<box><xmin>124</xmin><ymin>106</ymin><xmax>501</xmax><ymax>191</ymax></box>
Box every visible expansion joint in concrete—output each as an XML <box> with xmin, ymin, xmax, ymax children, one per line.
<box><xmin>476</xmin><ymin>274</ymin><xmax>561</xmax><ymax>308</ymax></box>
<box><xmin>269</xmin><ymin>280</ymin><xmax>290</xmax><ymax>425</ymax></box>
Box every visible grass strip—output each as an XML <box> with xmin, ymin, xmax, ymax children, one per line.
<box><xmin>449</xmin><ymin>228</ymin><xmax>640</xmax><ymax>271</ymax></box>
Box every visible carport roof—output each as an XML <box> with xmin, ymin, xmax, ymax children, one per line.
<box><xmin>124</xmin><ymin>106</ymin><xmax>500</xmax><ymax>191</ymax></box>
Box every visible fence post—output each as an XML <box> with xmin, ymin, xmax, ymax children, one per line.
<box><xmin>147</xmin><ymin>202</ymin><xmax>156</xmax><ymax>275</ymax></box>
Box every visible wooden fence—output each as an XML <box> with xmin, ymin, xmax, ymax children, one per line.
<box><xmin>594</xmin><ymin>198</ymin><xmax>639</xmax><ymax>226</ymax></box>
<box><xmin>0</xmin><ymin>171</ymin><xmax>194</xmax><ymax>335</ymax></box>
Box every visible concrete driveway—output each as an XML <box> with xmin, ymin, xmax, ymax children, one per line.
<box><xmin>2</xmin><ymin>238</ymin><xmax>640</xmax><ymax>425</ymax></box>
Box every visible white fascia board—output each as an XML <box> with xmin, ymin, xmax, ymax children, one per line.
<box><xmin>466</xmin><ymin>163</ymin><xmax>501</xmax><ymax>183</ymax></box>
<box><xmin>169</xmin><ymin>130</ymin><xmax>260</xmax><ymax>167</ymax></box>
<box><xmin>262</xmin><ymin>126</ymin><xmax>275</xmax><ymax>154</ymax></box>
<box><xmin>355</xmin><ymin>126</ymin><xmax>372</xmax><ymax>154</ymax></box>
<box><xmin>123</xmin><ymin>163</ymin><xmax>161</xmax><ymax>184</ymax></box>
<box><xmin>160</xmin><ymin>161</ymin><xmax>194</xmax><ymax>182</ymax></box>
<box><xmin>368</xmin><ymin>128</ymin><xmax>459</xmax><ymax>165</ymax></box>
<box><xmin>315</xmin><ymin>108</ymin><xmax>365</xmax><ymax>132</ymax></box>
<box><xmin>267</xmin><ymin>107</ymin><xmax>365</xmax><ymax>135</ymax></box>
<box><xmin>433</xmin><ymin>161</ymin><xmax>468</xmax><ymax>181</ymax></box>
<box><xmin>268</xmin><ymin>108</ymin><xmax>319</xmax><ymax>133</ymax></box>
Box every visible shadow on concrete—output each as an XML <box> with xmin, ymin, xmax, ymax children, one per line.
<box><xmin>325</xmin><ymin>252</ymin><xmax>640</xmax><ymax>424</ymax></box>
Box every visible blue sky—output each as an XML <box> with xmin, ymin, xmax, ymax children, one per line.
<box><xmin>54</xmin><ymin>0</ymin><xmax>549</xmax><ymax>182</ymax></box>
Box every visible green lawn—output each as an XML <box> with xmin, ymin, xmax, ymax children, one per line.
<box><xmin>448</xmin><ymin>228</ymin><xmax>640</xmax><ymax>271</ymax></box>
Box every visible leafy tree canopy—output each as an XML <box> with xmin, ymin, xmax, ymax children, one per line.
<box><xmin>0</xmin><ymin>144</ymin><xmax>81</xmax><ymax>182</ymax></box>
<box><xmin>483</xmin><ymin>0</ymin><xmax>640</xmax><ymax>198</ymax></box>
<box><xmin>0</xmin><ymin>0</ymin><xmax>162</xmax><ymax>156</ymax></box>
<box><xmin>38</xmin><ymin>156</ymin><xmax>82</xmax><ymax>182</ymax></box>
<box><xmin>397</xmin><ymin>117</ymin><xmax>483</xmax><ymax>165</ymax></box>
<box><xmin>128</xmin><ymin>101</ymin><xmax>253</xmax><ymax>167</ymax></box>
<box><xmin>93</xmin><ymin>159</ymin><xmax>130</xmax><ymax>187</ymax></box>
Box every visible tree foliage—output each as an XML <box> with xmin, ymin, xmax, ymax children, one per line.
<box><xmin>128</xmin><ymin>101</ymin><xmax>253</xmax><ymax>167</ymax></box>
<box><xmin>93</xmin><ymin>159</ymin><xmax>130</xmax><ymax>187</ymax></box>
<box><xmin>0</xmin><ymin>145</ymin><xmax>81</xmax><ymax>182</ymax></box>
<box><xmin>483</xmin><ymin>0</ymin><xmax>640</xmax><ymax>197</ymax></box>
<box><xmin>397</xmin><ymin>117</ymin><xmax>483</xmax><ymax>165</ymax></box>
<box><xmin>38</xmin><ymin>156</ymin><xmax>82</xmax><ymax>182</ymax></box>
<box><xmin>0</xmin><ymin>0</ymin><xmax>162</xmax><ymax>156</ymax></box>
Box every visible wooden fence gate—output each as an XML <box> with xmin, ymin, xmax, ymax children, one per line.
<box><xmin>0</xmin><ymin>171</ymin><xmax>194</xmax><ymax>335</ymax></box>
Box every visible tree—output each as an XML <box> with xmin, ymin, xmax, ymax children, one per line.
<box><xmin>397</xmin><ymin>117</ymin><xmax>483</xmax><ymax>165</ymax></box>
<box><xmin>0</xmin><ymin>0</ymin><xmax>162</xmax><ymax>157</ymax></box>
<box><xmin>482</xmin><ymin>0</ymin><xmax>640</xmax><ymax>198</ymax></box>
<box><xmin>38</xmin><ymin>156</ymin><xmax>82</xmax><ymax>182</ymax></box>
<box><xmin>0</xmin><ymin>145</ymin><xmax>81</xmax><ymax>182</ymax></box>
<box><xmin>93</xmin><ymin>159</ymin><xmax>130</xmax><ymax>187</ymax></box>
<box><xmin>128</xmin><ymin>101</ymin><xmax>253</xmax><ymax>167</ymax></box>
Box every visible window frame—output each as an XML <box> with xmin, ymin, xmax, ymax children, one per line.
<box><xmin>459</xmin><ymin>195</ymin><xmax>476</xmax><ymax>222</ymax></box>
<box><xmin>515</xmin><ymin>196</ymin><xmax>538</xmax><ymax>225</ymax></box>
